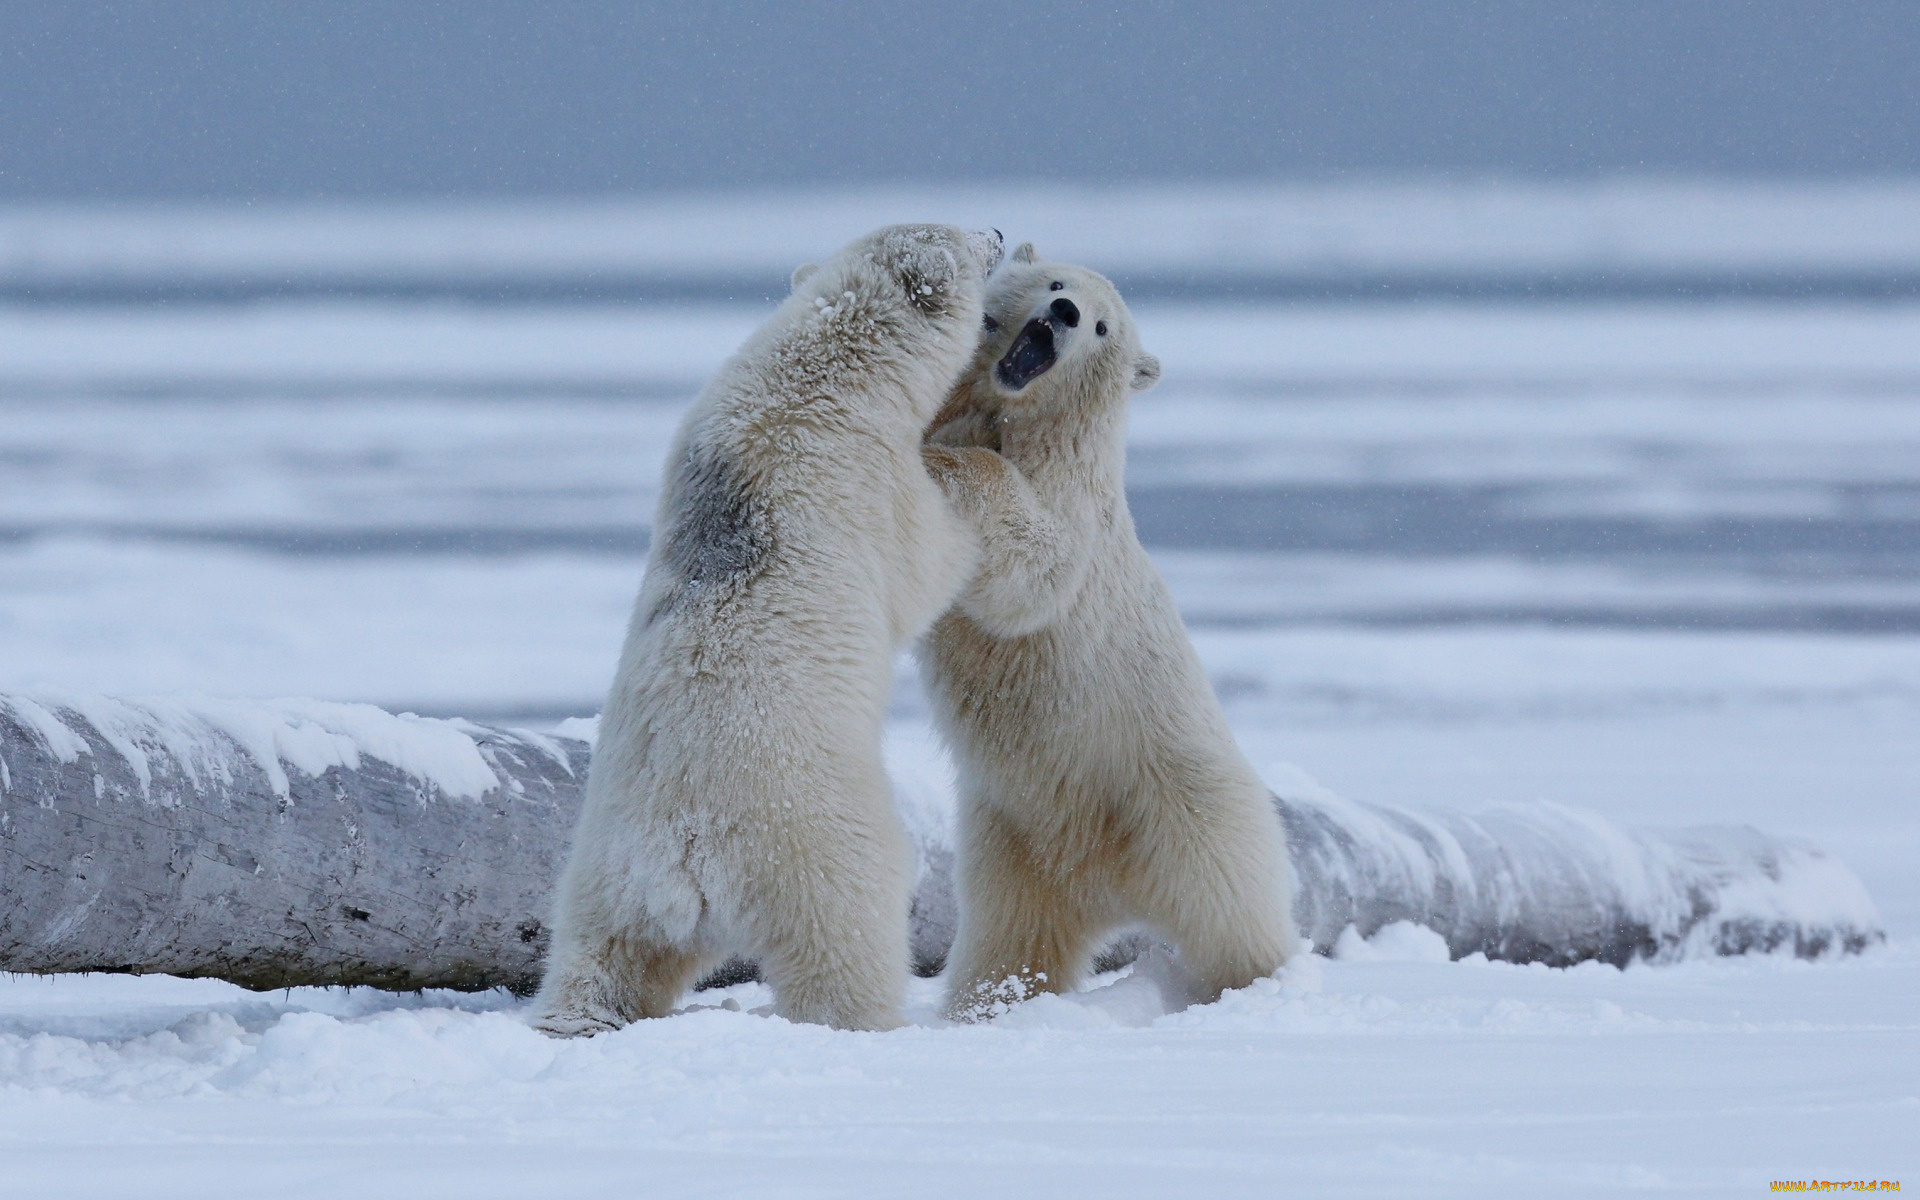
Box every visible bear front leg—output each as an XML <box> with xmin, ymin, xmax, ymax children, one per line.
<box><xmin>926</xmin><ymin>400</ymin><xmax>1000</xmax><ymax>453</ymax></box>
<box><xmin>943</xmin><ymin>804</ymin><xmax>1107</xmax><ymax>1021</ymax></box>
<box><xmin>921</xmin><ymin>445</ymin><xmax>1091</xmax><ymax>638</ymax></box>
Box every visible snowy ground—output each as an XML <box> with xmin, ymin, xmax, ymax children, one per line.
<box><xmin>4</xmin><ymin>940</ymin><xmax>1914</xmax><ymax>1198</ymax></box>
<box><xmin>3</xmin><ymin>283</ymin><xmax>1917</xmax><ymax>1193</ymax></box>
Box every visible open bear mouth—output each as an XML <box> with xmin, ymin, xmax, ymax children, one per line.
<box><xmin>995</xmin><ymin>317</ymin><xmax>1058</xmax><ymax>391</ymax></box>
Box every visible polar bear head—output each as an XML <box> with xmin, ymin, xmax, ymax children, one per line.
<box><xmin>975</xmin><ymin>245</ymin><xmax>1161</xmax><ymax>409</ymax></box>
<box><xmin>790</xmin><ymin>224</ymin><xmax>1005</xmax><ymax>321</ymax></box>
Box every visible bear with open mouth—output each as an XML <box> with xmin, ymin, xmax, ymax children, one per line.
<box><xmin>921</xmin><ymin>244</ymin><xmax>1298</xmax><ymax>1017</ymax></box>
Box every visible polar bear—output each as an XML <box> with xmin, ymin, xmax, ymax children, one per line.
<box><xmin>532</xmin><ymin>224</ymin><xmax>1004</xmax><ymax>1035</ymax></box>
<box><xmin>920</xmin><ymin>246</ymin><xmax>1297</xmax><ymax>1017</ymax></box>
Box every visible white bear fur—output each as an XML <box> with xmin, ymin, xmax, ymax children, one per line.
<box><xmin>921</xmin><ymin>248</ymin><xmax>1297</xmax><ymax>1017</ymax></box>
<box><xmin>533</xmin><ymin>224</ymin><xmax>1002</xmax><ymax>1035</ymax></box>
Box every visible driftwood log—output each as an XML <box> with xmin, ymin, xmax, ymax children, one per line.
<box><xmin>0</xmin><ymin>694</ymin><xmax>1883</xmax><ymax>994</ymax></box>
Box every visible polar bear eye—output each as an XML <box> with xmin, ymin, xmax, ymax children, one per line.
<box><xmin>1049</xmin><ymin>281</ymin><xmax>1064</xmax><ymax>291</ymax></box>
<box><xmin>982</xmin><ymin>313</ymin><xmax>1000</xmax><ymax>333</ymax></box>
<box><xmin>1096</xmin><ymin>321</ymin><xmax>1108</xmax><ymax>336</ymax></box>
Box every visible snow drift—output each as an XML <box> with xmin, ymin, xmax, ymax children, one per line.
<box><xmin>0</xmin><ymin>694</ymin><xmax>1882</xmax><ymax>993</ymax></box>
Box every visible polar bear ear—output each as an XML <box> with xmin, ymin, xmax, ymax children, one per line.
<box><xmin>1130</xmin><ymin>353</ymin><xmax>1162</xmax><ymax>393</ymax></box>
<box><xmin>790</xmin><ymin>263</ymin><xmax>818</xmax><ymax>292</ymax></box>
<box><xmin>1009</xmin><ymin>242</ymin><xmax>1038</xmax><ymax>264</ymax></box>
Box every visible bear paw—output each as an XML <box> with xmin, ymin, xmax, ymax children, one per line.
<box><xmin>528</xmin><ymin>1003</ymin><xmax>627</xmax><ymax>1039</ymax></box>
<box><xmin>945</xmin><ymin>970</ymin><xmax>1049</xmax><ymax>1024</ymax></box>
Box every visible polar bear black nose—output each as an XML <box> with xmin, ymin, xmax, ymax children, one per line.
<box><xmin>1049</xmin><ymin>297</ymin><xmax>1080</xmax><ymax>327</ymax></box>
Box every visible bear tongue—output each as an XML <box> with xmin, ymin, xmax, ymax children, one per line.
<box><xmin>995</xmin><ymin>318</ymin><xmax>1057</xmax><ymax>391</ymax></box>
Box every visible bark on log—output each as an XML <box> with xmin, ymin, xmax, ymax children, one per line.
<box><xmin>0</xmin><ymin>695</ymin><xmax>1883</xmax><ymax>994</ymax></box>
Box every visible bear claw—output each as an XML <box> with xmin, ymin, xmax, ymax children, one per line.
<box><xmin>529</xmin><ymin>1007</ymin><xmax>625</xmax><ymax>1039</ymax></box>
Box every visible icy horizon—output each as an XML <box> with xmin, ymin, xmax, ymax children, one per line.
<box><xmin>4</xmin><ymin>178</ymin><xmax>1919</xmax><ymax>301</ymax></box>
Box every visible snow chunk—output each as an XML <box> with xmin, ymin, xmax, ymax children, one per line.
<box><xmin>1333</xmin><ymin>921</ymin><xmax>1454</xmax><ymax>963</ymax></box>
<box><xmin>551</xmin><ymin>715</ymin><xmax>600</xmax><ymax>747</ymax></box>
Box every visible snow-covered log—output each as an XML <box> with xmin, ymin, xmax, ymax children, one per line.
<box><xmin>0</xmin><ymin>695</ymin><xmax>583</xmax><ymax>993</ymax></box>
<box><xmin>1270</xmin><ymin>773</ymin><xmax>1882</xmax><ymax>965</ymax></box>
<box><xmin>0</xmin><ymin>695</ymin><xmax>1882</xmax><ymax>994</ymax></box>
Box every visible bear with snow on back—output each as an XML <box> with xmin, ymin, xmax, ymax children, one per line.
<box><xmin>920</xmin><ymin>245</ymin><xmax>1297</xmax><ymax>1018</ymax></box>
<box><xmin>532</xmin><ymin>224</ymin><xmax>1004</xmax><ymax>1035</ymax></box>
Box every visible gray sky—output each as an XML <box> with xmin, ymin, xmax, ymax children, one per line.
<box><xmin>3</xmin><ymin>1</ymin><xmax>1917</xmax><ymax>199</ymax></box>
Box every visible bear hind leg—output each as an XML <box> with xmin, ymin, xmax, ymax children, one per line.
<box><xmin>746</xmin><ymin>780</ymin><xmax>914</xmax><ymax>1032</ymax></box>
<box><xmin>944</xmin><ymin>807</ymin><xmax>1107</xmax><ymax>1021</ymax></box>
<box><xmin>1126</xmin><ymin>814</ymin><xmax>1295</xmax><ymax>1003</ymax></box>
<box><xmin>531</xmin><ymin>929</ymin><xmax>708</xmax><ymax>1038</ymax></box>
<box><xmin>761</xmin><ymin>917</ymin><xmax>908</xmax><ymax>1033</ymax></box>
<box><xmin>1162</xmin><ymin>900</ymin><xmax>1294</xmax><ymax>1003</ymax></box>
